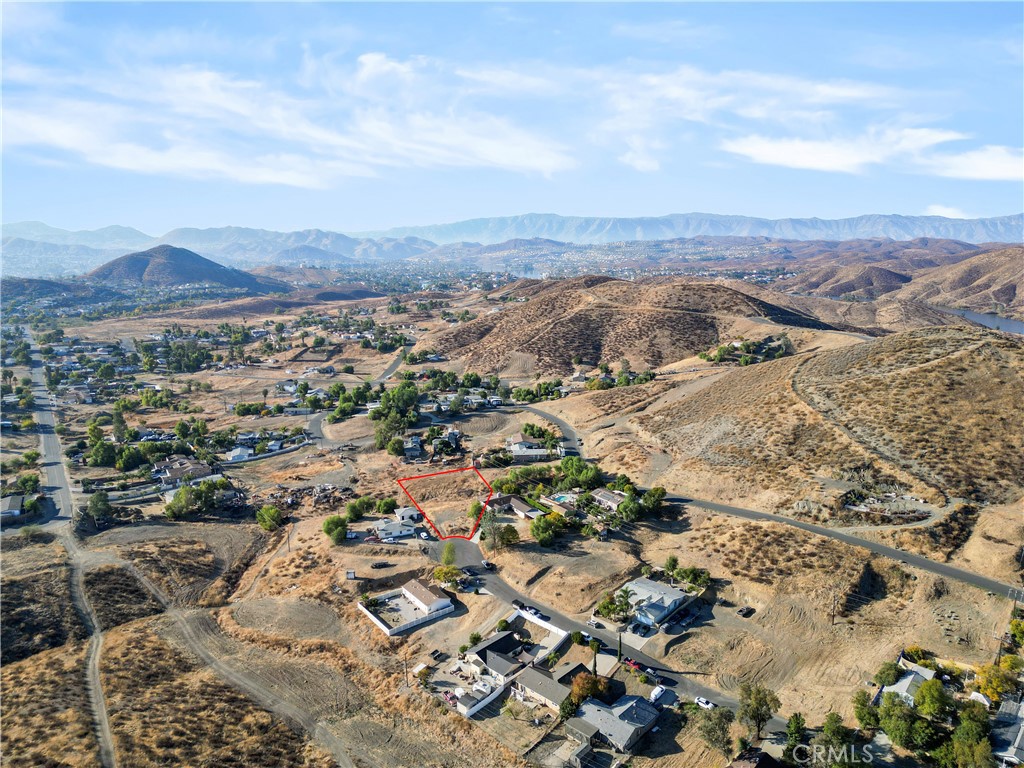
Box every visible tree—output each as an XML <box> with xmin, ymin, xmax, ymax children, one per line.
<box><xmin>467</xmin><ymin>499</ymin><xmax>483</xmax><ymax>520</ymax></box>
<box><xmin>571</xmin><ymin>631</ymin><xmax>584</xmax><ymax>646</ymax></box>
<box><xmin>783</xmin><ymin>712</ymin><xmax>806</xmax><ymax>764</ymax></box>
<box><xmin>345</xmin><ymin>496</ymin><xmax>375</xmax><ymax>522</ymax></box>
<box><xmin>323</xmin><ymin>514</ymin><xmax>347</xmax><ymax>544</ymax></box>
<box><xmin>559</xmin><ymin>697</ymin><xmax>578</xmax><ymax>721</ymax></box>
<box><xmin>469</xmin><ymin>632</ymin><xmax>483</xmax><ymax>646</ymax></box>
<box><xmin>441</xmin><ymin>541</ymin><xmax>457</xmax><ymax>566</ymax></box>
<box><xmin>86</xmin><ymin>490</ymin><xmax>112</xmax><ymax>521</ymax></box>
<box><xmin>386</xmin><ymin>437</ymin><xmax>405</xmax><ymax>456</ymax></box>
<box><xmin>165</xmin><ymin>480</ymin><xmax>217</xmax><ymax>519</ymax></box>
<box><xmin>589</xmin><ymin>638</ymin><xmax>602</xmax><ymax>674</ymax></box>
<box><xmin>664</xmin><ymin>555</ymin><xmax>679</xmax><ymax>574</ymax></box>
<box><xmin>570</xmin><ymin>672</ymin><xmax>607</xmax><ymax>703</ymax></box>
<box><xmin>697</xmin><ymin>707</ymin><xmax>735</xmax><ymax>758</ymax></box>
<box><xmin>852</xmin><ymin>688</ymin><xmax>880</xmax><ymax>729</ymax></box>
<box><xmin>256</xmin><ymin>504</ymin><xmax>283</xmax><ymax>531</ymax></box>
<box><xmin>874</xmin><ymin>661</ymin><xmax>903</xmax><ymax>687</ymax></box>
<box><xmin>95</xmin><ymin>362</ymin><xmax>116</xmax><ymax>380</ymax></box>
<box><xmin>112</xmin><ymin>408</ymin><xmax>127</xmax><ymax>443</ymax></box>
<box><xmin>497</xmin><ymin>524</ymin><xmax>520</xmax><ymax>548</ymax></box>
<box><xmin>879</xmin><ymin>692</ymin><xmax>918</xmax><ymax>749</ymax></box>
<box><xmin>375</xmin><ymin>497</ymin><xmax>398</xmax><ymax>516</ymax></box>
<box><xmin>915</xmin><ymin>678</ymin><xmax>953</xmax><ymax>721</ymax></box>
<box><xmin>433</xmin><ymin>565</ymin><xmax>462</xmax><ymax>584</ymax></box>
<box><xmin>738</xmin><ymin>682</ymin><xmax>781</xmax><ymax>739</ymax></box>
<box><xmin>975</xmin><ymin>663</ymin><xmax>1016</xmax><ymax>703</ymax></box>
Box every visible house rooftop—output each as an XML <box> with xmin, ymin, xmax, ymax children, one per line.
<box><xmin>516</xmin><ymin>666</ymin><xmax>570</xmax><ymax>705</ymax></box>
<box><xmin>403</xmin><ymin>579</ymin><xmax>447</xmax><ymax>607</ymax></box>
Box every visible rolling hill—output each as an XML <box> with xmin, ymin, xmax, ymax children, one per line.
<box><xmin>0</xmin><ymin>277</ymin><xmax>124</xmax><ymax>307</ymax></box>
<box><xmin>428</xmin><ymin>276</ymin><xmax>848</xmax><ymax>374</ymax></box>
<box><xmin>777</xmin><ymin>264</ymin><xmax>912</xmax><ymax>300</ymax></box>
<box><xmin>86</xmin><ymin>245</ymin><xmax>286</xmax><ymax>293</ymax></box>
<box><xmin>633</xmin><ymin>325</ymin><xmax>1024</xmax><ymax>511</ymax></box>
<box><xmin>890</xmin><ymin>247</ymin><xmax>1024</xmax><ymax>319</ymax></box>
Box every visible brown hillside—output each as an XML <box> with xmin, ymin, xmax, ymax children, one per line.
<box><xmin>635</xmin><ymin>326</ymin><xmax>1024</xmax><ymax>511</ymax></box>
<box><xmin>890</xmin><ymin>247</ymin><xmax>1024</xmax><ymax>319</ymax></box>
<box><xmin>778</xmin><ymin>264</ymin><xmax>911</xmax><ymax>299</ymax></box>
<box><xmin>87</xmin><ymin>245</ymin><xmax>286</xmax><ymax>293</ymax></box>
<box><xmin>432</xmin><ymin>277</ymin><xmax>842</xmax><ymax>373</ymax></box>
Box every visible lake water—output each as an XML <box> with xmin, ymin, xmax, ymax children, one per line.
<box><xmin>931</xmin><ymin>305</ymin><xmax>1024</xmax><ymax>336</ymax></box>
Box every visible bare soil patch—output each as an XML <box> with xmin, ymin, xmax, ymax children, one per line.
<box><xmin>83</xmin><ymin>565</ymin><xmax>164</xmax><ymax>630</ymax></box>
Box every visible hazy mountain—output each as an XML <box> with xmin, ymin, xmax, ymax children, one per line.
<box><xmin>0</xmin><ymin>237</ymin><xmax>123</xmax><ymax>276</ymax></box>
<box><xmin>357</xmin><ymin>212</ymin><xmax>1024</xmax><ymax>245</ymax></box>
<box><xmin>273</xmin><ymin>245</ymin><xmax>353</xmax><ymax>265</ymax></box>
<box><xmin>2</xmin><ymin>221</ymin><xmax>154</xmax><ymax>250</ymax></box>
<box><xmin>87</xmin><ymin>245</ymin><xmax>286</xmax><ymax>293</ymax></box>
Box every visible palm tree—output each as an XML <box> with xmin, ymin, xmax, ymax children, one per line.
<box><xmin>614</xmin><ymin>587</ymin><xmax>634</xmax><ymax>619</ymax></box>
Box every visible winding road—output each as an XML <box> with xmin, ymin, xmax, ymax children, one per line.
<box><xmin>520</xmin><ymin>404</ymin><xmax>1018</xmax><ymax>598</ymax></box>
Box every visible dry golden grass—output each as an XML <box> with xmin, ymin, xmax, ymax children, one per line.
<box><xmin>0</xmin><ymin>641</ymin><xmax>100</xmax><ymax>768</ymax></box>
<box><xmin>636</xmin><ymin>326</ymin><xmax>1024</xmax><ymax>515</ymax></box>
<box><xmin>0</xmin><ymin>542</ymin><xmax>86</xmax><ymax>665</ymax></box>
<box><xmin>82</xmin><ymin>565</ymin><xmax>164</xmax><ymax>630</ymax></box>
<box><xmin>101</xmin><ymin>620</ymin><xmax>334</xmax><ymax>768</ymax></box>
<box><xmin>118</xmin><ymin>539</ymin><xmax>218</xmax><ymax>606</ymax></box>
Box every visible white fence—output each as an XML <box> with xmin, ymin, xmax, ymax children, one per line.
<box><xmin>357</xmin><ymin>591</ymin><xmax>455</xmax><ymax>637</ymax></box>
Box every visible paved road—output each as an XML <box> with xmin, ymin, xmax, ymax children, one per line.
<box><xmin>15</xmin><ymin>333</ymin><xmax>118</xmax><ymax>767</ymax></box>
<box><xmin>520</xmin><ymin>405</ymin><xmax>1019</xmax><ymax>598</ymax></box>
<box><xmin>440</xmin><ymin>535</ymin><xmax>788</xmax><ymax>732</ymax></box>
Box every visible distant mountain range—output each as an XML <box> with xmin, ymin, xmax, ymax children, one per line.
<box><xmin>2</xmin><ymin>213</ymin><xmax>1020</xmax><ymax>278</ymax></box>
<box><xmin>356</xmin><ymin>212</ymin><xmax>1024</xmax><ymax>245</ymax></box>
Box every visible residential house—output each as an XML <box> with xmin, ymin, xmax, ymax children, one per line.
<box><xmin>395</xmin><ymin>506</ymin><xmax>421</xmax><ymax>524</ymax></box>
<box><xmin>404</xmin><ymin>436</ymin><xmax>423</xmax><ymax>459</ymax></box>
<box><xmin>152</xmin><ymin>455</ymin><xmax>213</xmax><ymax>488</ymax></box>
<box><xmin>879</xmin><ymin>659</ymin><xmax>935</xmax><ymax>705</ymax></box>
<box><xmin>591</xmin><ymin>488</ymin><xmax>627</xmax><ymax>512</ymax></box>
<box><xmin>622</xmin><ymin>577</ymin><xmax>691</xmax><ymax>627</ymax></box>
<box><xmin>506</xmin><ymin>432</ymin><xmax>564</xmax><ymax>464</ymax></box>
<box><xmin>1</xmin><ymin>495</ymin><xmax>24</xmax><ymax>520</ymax></box>
<box><xmin>226</xmin><ymin>446</ymin><xmax>254</xmax><ymax>462</ymax></box>
<box><xmin>511</xmin><ymin>667</ymin><xmax>571</xmax><ymax>711</ymax></box>
<box><xmin>993</xmin><ymin>697</ymin><xmax>1024</xmax><ymax>765</ymax></box>
<box><xmin>567</xmin><ymin>695</ymin><xmax>660</xmax><ymax>753</ymax></box>
<box><xmin>401</xmin><ymin>579</ymin><xmax>452</xmax><ymax>615</ymax></box>
<box><xmin>465</xmin><ymin>632</ymin><xmax>525</xmax><ymax>684</ymax></box>
<box><xmin>267</xmin><ymin>440</ymin><xmax>284</xmax><ymax>452</ymax></box>
<box><xmin>374</xmin><ymin>520</ymin><xmax>416</xmax><ymax>539</ymax></box>
<box><xmin>484</xmin><ymin>494</ymin><xmax>540</xmax><ymax>519</ymax></box>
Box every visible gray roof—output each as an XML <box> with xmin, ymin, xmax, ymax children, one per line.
<box><xmin>575</xmin><ymin>695</ymin><xmax>659</xmax><ymax>751</ymax></box>
<box><xmin>515</xmin><ymin>667</ymin><xmax>570</xmax><ymax>706</ymax></box>
<box><xmin>467</xmin><ymin>631</ymin><xmax>524</xmax><ymax>677</ymax></box>
<box><xmin>1</xmin><ymin>495</ymin><xmax>24</xmax><ymax>514</ymax></box>
<box><xmin>993</xmin><ymin>698</ymin><xmax>1024</xmax><ymax>764</ymax></box>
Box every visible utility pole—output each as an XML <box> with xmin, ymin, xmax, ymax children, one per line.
<box><xmin>831</xmin><ymin>593</ymin><xmax>838</xmax><ymax>626</ymax></box>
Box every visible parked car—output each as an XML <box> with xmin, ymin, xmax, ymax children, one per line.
<box><xmin>586</xmin><ymin>619</ymin><xmax>601</xmax><ymax>629</ymax></box>
<box><xmin>636</xmin><ymin>624</ymin><xmax>651</xmax><ymax>637</ymax></box>
<box><xmin>581</xmin><ymin>632</ymin><xmax>592</xmax><ymax>643</ymax></box>
<box><xmin>370</xmin><ymin>561</ymin><xmax>389</xmax><ymax>569</ymax></box>
<box><xmin>695</xmin><ymin>697</ymin><xmax>717</xmax><ymax>710</ymax></box>
<box><xmin>737</xmin><ymin>606</ymin><xmax>755</xmax><ymax>618</ymax></box>
<box><xmin>511</xmin><ymin>599</ymin><xmax>525</xmax><ymax>609</ymax></box>
<box><xmin>524</xmin><ymin>606</ymin><xmax>540</xmax><ymax>616</ymax></box>
<box><xmin>419</xmin><ymin>532</ymin><xmax>430</xmax><ymax>540</ymax></box>
<box><xmin>649</xmin><ymin>686</ymin><xmax>666</xmax><ymax>704</ymax></box>
<box><xmin>364</xmin><ymin>536</ymin><xmax>380</xmax><ymax>543</ymax></box>
<box><xmin>345</xmin><ymin>532</ymin><xmax>358</xmax><ymax>539</ymax></box>
<box><xmin>481</xmin><ymin>560</ymin><xmax>495</xmax><ymax>571</ymax></box>
<box><xmin>382</xmin><ymin>537</ymin><xmax>396</xmax><ymax>544</ymax></box>
<box><xmin>463</xmin><ymin>567</ymin><xmax>477</xmax><ymax>576</ymax></box>
<box><xmin>624</xmin><ymin>659</ymin><xmax>641</xmax><ymax>672</ymax></box>
<box><xmin>644</xmin><ymin>667</ymin><xmax>661</xmax><ymax>682</ymax></box>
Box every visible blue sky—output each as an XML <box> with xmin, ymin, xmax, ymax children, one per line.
<box><xmin>2</xmin><ymin>2</ymin><xmax>1021</xmax><ymax>235</ymax></box>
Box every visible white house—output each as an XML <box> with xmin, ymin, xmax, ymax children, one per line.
<box><xmin>591</xmin><ymin>489</ymin><xmax>627</xmax><ymax>512</ymax></box>
<box><xmin>375</xmin><ymin>520</ymin><xmax>416</xmax><ymax>539</ymax></box>
<box><xmin>880</xmin><ymin>659</ymin><xmax>935</xmax><ymax>705</ymax></box>
<box><xmin>226</xmin><ymin>446</ymin><xmax>254</xmax><ymax>462</ymax></box>
<box><xmin>622</xmin><ymin>577</ymin><xmax>691</xmax><ymax>627</ymax></box>
<box><xmin>402</xmin><ymin>579</ymin><xmax>452</xmax><ymax>614</ymax></box>
<box><xmin>395</xmin><ymin>506</ymin><xmax>421</xmax><ymax>523</ymax></box>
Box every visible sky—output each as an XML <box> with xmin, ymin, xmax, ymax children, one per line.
<box><xmin>2</xmin><ymin>2</ymin><xmax>1022</xmax><ymax>235</ymax></box>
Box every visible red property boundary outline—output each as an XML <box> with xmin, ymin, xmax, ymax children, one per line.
<box><xmin>396</xmin><ymin>466</ymin><xmax>494</xmax><ymax>541</ymax></box>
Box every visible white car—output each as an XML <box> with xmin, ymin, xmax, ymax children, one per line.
<box><xmin>345</xmin><ymin>532</ymin><xmax>358</xmax><ymax>539</ymax></box>
<box><xmin>649</xmin><ymin>686</ymin><xmax>666</xmax><ymax>704</ymax></box>
<box><xmin>382</xmin><ymin>537</ymin><xmax>396</xmax><ymax>544</ymax></box>
<box><xmin>419</xmin><ymin>532</ymin><xmax>430</xmax><ymax>540</ymax></box>
<box><xmin>695</xmin><ymin>697</ymin><xmax>717</xmax><ymax>710</ymax></box>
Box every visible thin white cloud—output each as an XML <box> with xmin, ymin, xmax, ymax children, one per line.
<box><xmin>924</xmin><ymin>205</ymin><xmax>974</xmax><ymax>219</ymax></box>
<box><xmin>611</xmin><ymin>19</ymin><xmax>719</xmax><ymax>45</ymax></box>
<box><xmin>922</xmin><ymin>145</ymin><xmax>1023</xmax><ymax>182</ymax></box>
<box><xmin>720</xmin><ymin>127</ymin><xmax>966</xmax><ymax>173</ymax></box>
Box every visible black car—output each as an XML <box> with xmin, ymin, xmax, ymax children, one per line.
<box><xmin>737</xmin><ymin>606</ymin><xmax>755</xmax><ymax>618</ymax></box>
<box><xmin>511</xmin><ymin>599</ymin><xmax>525</xmax><ymax>609</ymax></box>
<box><xmin>371</xmin><ymin>561</ymin><xmax>390</xmax><ymax>569</ymax></box>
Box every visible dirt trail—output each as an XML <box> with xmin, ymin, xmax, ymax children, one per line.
<box><xmin>61</xmin><ymin>531</ymin><xmax>118</xmax><ymax>768</ymax></box>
